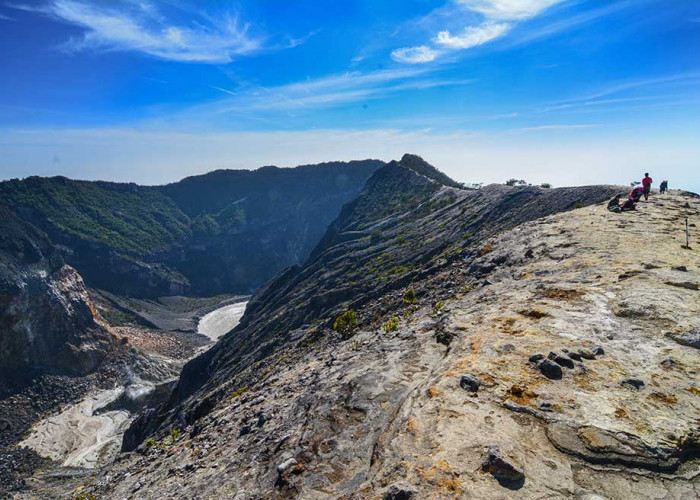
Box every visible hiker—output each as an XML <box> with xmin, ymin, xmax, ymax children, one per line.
<box><xmin>642</xmin><ymin>173</ymin><xmax>653</xmax><ymax>201</ymax></box>
<box><xmin>621</xmin><ymin>187</ymin><xmax>643</xmax><ymax>212</ymax></box>
<box><xmin>607</xmin><ymin>194</ymin><xmax>622</xmax><ymax>212</ymax></box>
<box><xmin>629</xmin><ymin>186</ymin><xmax>644</xmax><ymax>202</ymax></box>
<box><xmin>660</xmin><ymin>180</ymin><xmax>668</xmax><ymax>194</ymax></box>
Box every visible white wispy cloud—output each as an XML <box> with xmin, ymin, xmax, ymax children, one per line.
<box><xmin>0</xmin><ymin>12</ymin><xmax>14</xmax><ymax>20</ymax></box>
<box><xmin>508</xmin><ymin>0</ymin><xmax>633</xmax><ymax>47</ymax></box>
<box><xmin>201</xmin><ymin>67</ymin><xmax>474</xmax><ymax>113</ymax></box>
<box><xmin>518</xmin><ymin>123</ymin><xmax>600</xmax><ymax>132</ymax></box>
<box><xmin>435</xmin><ymin>22</ymin><xmax>510</xmax><ymax>49</ymax></box>
<box><xmin>10</xmin><ymin>0</ymin><xmax>272</xmax><ymax>63</ymax></box>
<box><xmin>456</xmin><ymin>0</ymin><xmax>565</xmax><ymax>21</ymax></box>
<box><xmin>544</xmin><ymin>72</ymin><xmax>700</xmax><ymax>109</ymax></box>
<box><xmin>393</xmin><ymin>0</ymin><xmax>566</xmax><ymax>64</ymax></box>
<box><xmin>391</xmin><ymin>46</ymin><xmax>439</xmax><ymax>64</ymax></box>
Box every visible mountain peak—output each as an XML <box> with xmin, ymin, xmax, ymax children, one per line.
<box><xmin>398</xmin><ymin>153</ymin><xmax>463</xmax><ymax>189</ymax></box>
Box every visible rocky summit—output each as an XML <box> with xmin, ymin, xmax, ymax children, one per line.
<box><xmin>2</xmin><ymin>155</ymin><xmax>699</xmax><ymax>499</ymax></box>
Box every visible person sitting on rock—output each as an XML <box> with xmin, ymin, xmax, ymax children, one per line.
<box><xmin>621</xmin><ymin>188</ymin><xmax>643</xmax><ymax>211</ymax></box>
<box><xmin>629</xmin><ymin>186</ymin><xmax>644</xmax><ymax>202</ymax></box>
<box><xmin>607</xmin><ymin>194</ymin><xmax>622</xmax><ymax>213</ymax></box>
<box><xmin>620</xmin><ymin>198</ymin><xmax>637</xmax><ymax>211</ymax></box>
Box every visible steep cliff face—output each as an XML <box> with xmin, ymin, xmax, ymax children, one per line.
<box><xmin>0</xmin><ymin>160</ymin><xmax>383</xmax><ymax>298</ymax></box>
<box><xmin>0</xmin><ymin>206</ymin><xmax>113</xmax><ymax>392</ymax></box>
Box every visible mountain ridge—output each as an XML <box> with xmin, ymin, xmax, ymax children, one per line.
<box><xmin>0</xmin><ymin>159</ymin><xmax>383</xmax><ymax>297</ymax></box>
<box><xmin>120</xmin><ymin>156</ymin><xmax>622</xmax><ymax>456</ymax></box>
<box><xmin>88</xmin><ymin>176</ymin><xmax>700</xmax><ymax>499</ymax></box>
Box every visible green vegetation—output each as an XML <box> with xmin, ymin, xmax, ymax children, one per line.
<box><xmin>378</xmin><ymin>265</ymin><xmax>416</xmax><ymax>281</ymax></box>
<box><xmin>143</xmin><ymin>429</ymin><xmax>182</xmax><ymax>452</ymax></box>
<box><xmin>403</xmin><ymin>288</ymin><xmax>417</xmax><ymax>305</ymax></box>
<box><xmin>433</xmin><ymin>300</ymin><xmax>446</xmax><ymax>315</ymax></box>
<box><xmin>228</xmin><ymin>386</ymin><xmax>249</xmax><ymax>400</ymax></box>
<box><xmin>506</xmin><ymin>179</ymin><xmax>527</xmax><ymax>187</ymax></box>
<box><xmin>0</xmin><ymin>177</ymin><xmax>191</xmax><ymax>255</ymax></box>
<box><xmin>382</xmin><ymin>316</ymin><xmax>400</xmax><ymax>333</ymax></box>
<box><xmin>404</xmin><ymin>305</ymin><xmax>419</xmax><ymax>318</ymax></box>
<box><xmin>540</xmin><ymin>183</ymin><xmax>552</xmax><ymax>189</ymax></box>
<box><xmin>74</xmin><ymin>493</ymin><xmax>97</xmax><ymax>500</ymax></box>
<box><xmin>334</xmin><ymin>309</ymin><xmax>358</xmax><ymax>339</ymax></box>
<box><xmin>352</xmin><ymin>177</ymin><xmax>439</xmax><ymax>223</ymax></box>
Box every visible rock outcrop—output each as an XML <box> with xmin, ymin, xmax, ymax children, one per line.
<box><xmin>0</xmin><ymin>206</ymin><xmax>113</xmax><ymax>392</ymax></box>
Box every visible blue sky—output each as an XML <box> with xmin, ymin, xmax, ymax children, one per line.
<box><xmin>1</xmin><ymin>0</ymin><xmax>699</xmax><ymax>191</ymax></box>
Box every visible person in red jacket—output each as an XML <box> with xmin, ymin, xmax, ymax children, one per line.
<box><xmin>642</xmin><ymin>173</ymin><xmax>653</xmax><ymax>201</ymax></box>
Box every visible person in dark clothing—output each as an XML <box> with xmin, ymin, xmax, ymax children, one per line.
<box><xmin>607</xmin><ymin>194</ymin><xmax>622</xmax><ymax>212</ymax></box>
<box><xmin>660</xmin><ymin>180</ymin><xmax>668</xmax><ymax>194</ymax></box>
<box><xmin>621</xmin><ymin>198</ymin><xmax>637</xmax><ymax>211</ymax></box>
<box><xmin>642</xmin><ymin>173</ymin><xmax>653</xmax><ymax>201</ymax></box>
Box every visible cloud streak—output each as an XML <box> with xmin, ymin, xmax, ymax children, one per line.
<box><xmin>392</xmin><ymin>0</ymin><xmax>565</xmax><ymax>64</ymax></box>
<box><xmin>543</xmin><ymin>72</ymin><xmax>700</xmax><ymax>109</ymax></box>
<box><xmin>192</xmin><ymin>68</ymin><xmax>474</xmax><ymax>114</ymax></box>
<box><xmin>11</xmin><ymin>0</ymin><xmax>270</xmax><ymax>63</ymax></box>
<box><xmin>391</xmin><ymin>46</ymin><xmax>439</xmax><ymax>64</ymax></box>
<box><xmin>456</xmin><ymin>0</ymin><xmax>565</xmax><ymax>21</ymax></box>
<box><xmin>518</xmin><ymin>123</ymin><xmax>600</xmax><ymax>132</ymax></box>
<box><xmin>435</xmin><ymin>22</ymin><xmax>510</xmax><ymax>49</ymax></box>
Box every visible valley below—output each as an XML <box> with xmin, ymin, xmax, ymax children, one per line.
<box><xmin>1</xmin><ymin>291</ymin><xmax>248</xmax><ymax>496</ymax></box>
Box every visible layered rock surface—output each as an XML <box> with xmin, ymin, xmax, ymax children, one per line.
<box><xmin>53</xmin><ymin>158</ymin><xmax>700</xmax><ymax>500</ymax></box>
<box><xmin>8</xmin><ymin>156</ymin><xmax>698</xmax><ymax>499</ymax></box>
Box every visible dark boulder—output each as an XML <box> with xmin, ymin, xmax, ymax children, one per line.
<box><xmin>384</xmin><ymin>481</ymin><xmax>418</xmax><ymax>500</ymax></box>
<box><xmin>459</xmin><ymin>375</ymin><xmax>482</xmax><ymax>393</ymax></box>
<box><xmin>621</xmin><ymin>379</ymin><xmax>645</xmax><ymax>390</ymax></box>
<box><xmin>481</xmin><ymin>445</ymin><xmax>525</xmax><ymax>489</ymax></box>
<box><xmin>548</xmin><ymin>352</ymin><xmax>574</xmax><ymax>369</ymax></box>
<box><xmin>539</xmin><ymin>360</ymin><xmax>563</xmax><ymax>380</ymax></box>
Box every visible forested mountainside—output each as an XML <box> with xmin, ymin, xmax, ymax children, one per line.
<box><xmin>0</xmin><ymin>159</ymin><xmax>383</xmax><ymax>298</ymax></box>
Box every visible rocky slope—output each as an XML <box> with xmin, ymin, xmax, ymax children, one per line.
<box><xmin>0</xmin><ymin>205</ymin><xmax>113</xmax><ymax>392</ymax></box>
<box><xmin>51</xmin><ymin>157</ymin><xmax>700</xmax><ymax>500</ymax></box>
<box><xmin>0</xmin><ymin>160</ymin><xmax>382</xmax><ymax>298</ymax></box>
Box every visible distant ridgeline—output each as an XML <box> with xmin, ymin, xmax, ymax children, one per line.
<box><xmin>0</xmin><ymin>160</ymin><xmax>383</xmax><ymax>298</ymax></box>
